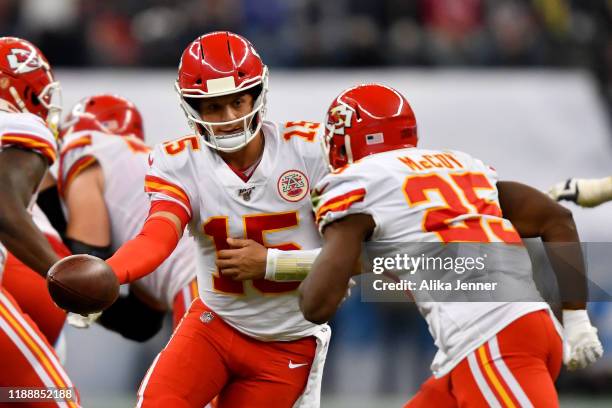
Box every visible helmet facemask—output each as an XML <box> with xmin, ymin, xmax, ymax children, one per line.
<box><xmin>38</xmin><ymin>80</ymin><xmax>62</xmax><ymax>136</ymax></box>
<box><xmin>176</xmin><ymin>67</ymin><xmax>268</xmax><ymax>153</ymax></box>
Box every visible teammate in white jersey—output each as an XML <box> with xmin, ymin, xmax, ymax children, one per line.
<box><xmin>67</xmin><ymin>32</ymin><xmax>334</xmax><ymax>407</ymax></box>
<box><xmin>0</xmin><ymin>37</ymin><xmax>78</xmax><ymax>407</ymax></box>
<box><xmin>58</xmin><ymin>94</ymin><xmax>199</xmax><ymax>336</ymax></box>
<box><xmin>300</xmin><ymin>84</ymin><xmax>604</xmax><ymax>407</ymax></box>
<box><xmin>3</xmin><ymin>204</ymin><xmax>70</xmax><ymax>346</ymax></box>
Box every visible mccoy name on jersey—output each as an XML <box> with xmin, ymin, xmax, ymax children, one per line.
<box><xmin>313</xmin><ymin>147</ymin><xmax>560</xmax><ymax>377</ymax></box>
<box><xmin>146</xmin><ymin>120</ymin><xmax>328</xmax><ymax>341</ymax></box>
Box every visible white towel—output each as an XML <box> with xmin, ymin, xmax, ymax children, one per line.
<box><xmin>293</xmin><ymin>324</ymin><xmax>332</xmax><ymax>408</ymax></box>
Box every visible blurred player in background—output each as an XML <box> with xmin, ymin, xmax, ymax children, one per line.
<box><xmin>58</xmin><ymin>94</ymin><xmax>198</xmax><ymax>336</ymax></box>
<box><xmin>548</xmin><ymin>177</ymin><xmax>612</xmax><ymax>208</ymax></box>
<box><xmin>0</xmin><ymin>36</ymin><xmax>78</xmax><ymax>406</ymax></box>
<box><xmin>71</xmin><ymin>31</ymin><xmax>333</xmax><ymax>407</ymax></box>
<box><xmin>300</xmin><ymin>84</ymin><xmax>604</xmax><ymax>407</ymax></box>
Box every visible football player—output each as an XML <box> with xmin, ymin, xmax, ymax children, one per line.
<box><xmin>58</xmin><ymin>32</ymin><xmax>333</xmax><ymax>407</ymax></box>
<box><xmin>300</xmin><ymin>84</ymin><xmax>604</xmax><ymax>407</ymax></box>
<box><xmin>58</xmin><ymin>94</ymin><xmax>199</xmax><ymax>335</ymax></box>
<box><xmin>548</xmin><ymin>177</ymin><xmax>612</xmax><ymax>208</ymax></box>
<box><xmin>2</xmin><ymin>202</ymin><xmax>70</xmax><ymax>346</ymax></box>
<box><xmin>0</xmin><ymin>37</ymin><xmax>78</xmax><ymax>406</ymax></box>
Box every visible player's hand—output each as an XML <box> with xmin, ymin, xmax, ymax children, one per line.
<box><xmin>217</xmin><ymin>238</ymin><xmax>267</xmax><ymax>281</ymax></box>
<box><xmin>67</xmin><ymin>311</ymin><xmax>102</xmax><ymax>329</ymax></box>
<box><xmin>548</xmin><ymin>178</ymin><xmax>579</xmax><ymax>203</ymax></box>
<box><xmin>562</xmin><ymin>309</ymin><xmax>604</xmax><ymax>370</ymax></box>
<box><xmin>548</xmin><ymin>178</ymin><xmax>611</xmax><ymax>208</ymax></box>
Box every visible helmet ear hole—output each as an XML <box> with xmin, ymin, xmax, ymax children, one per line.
<box><xmin>247</xmin><ymin>84</ymin><xmax>263</xmax><ymax>100</ymax></box>
<box><xmin>195</xmin><ymin>78</ymin><xmax>202</xmax><ymax>85</ymax></box>
<box><xmin>185</xmin><ymin>97</ymin><xmax>201</xmax><ymax>113</ymax></box>
<box><xmin>26</xmin><ymin>87</ymin><xmax>40</xmax><ymax>107</ymax></box>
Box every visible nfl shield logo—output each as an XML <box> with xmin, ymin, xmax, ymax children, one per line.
<box><xmin>200</xmin><ymin>311</ymin><xmax>214</xmax><ymax>324</ymax></box>
<box><xmin>238</xmin><ymin>187</ymin><xmax>255</xmax><ymax>201</ymax></box>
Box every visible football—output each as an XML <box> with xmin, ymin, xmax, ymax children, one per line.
<box><xmin>47</xmin><ymin>254</ymin><xmax>120</xmax><ymax>315</ymax></box>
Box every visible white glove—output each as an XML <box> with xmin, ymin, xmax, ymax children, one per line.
<box><xmin>548</xmin><ymin>178</ymin><xmax>579</xmax><ymax>203</ymax></box>
<box><xmin>562</xmin><ymin>309</ymin><xmax>604</xmax><ymax>370</ymax></box>
<box><xmin>548</xmin><ymin>177</ymin><xmax>612</xmax><ymax>208</ymax></box>
<box><xmin>67</xmin><ymin>311</ymin><xmax>102</xmax><ymax>329</ymax></box>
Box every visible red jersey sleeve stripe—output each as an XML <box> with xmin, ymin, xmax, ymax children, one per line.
<box><xmin>316</xmin><ymin>188</ymin><xmax>366</xmax><ymax>223</ymax></box>
<box><xmin>58</xmin><ymin>155</ymin><xmax>98</xmax><ymax>196</ymax></box>
<box><xmin>2</xmin><ymin>133</ymin><xmax>57</xmax><ymax>164</ymax></box>
<box><xmin>59</xmin><ymin>135</ymin><xmax>92</xmax><ymax>159</ymax></box>
<box><xmin>144</xmin><ymin>175</ymin><xmax>192</xmax><ymax>216</ymax></box>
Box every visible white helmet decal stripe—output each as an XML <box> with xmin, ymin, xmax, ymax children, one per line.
<box><xmin>206</xmin><ymin>76</ymin><xmax>237</xmax><ymax>93</ymax></box>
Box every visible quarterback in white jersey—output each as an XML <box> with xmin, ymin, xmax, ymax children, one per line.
<box><xmin>87</xmin><ymin>32</ymin><xmax>331</xmax><ymax>407</ymax></box>
<box><xmin>300</xmin><ymin>84</ymin><xmax>604</xmax><ymax>407</ymax></box>
<box><xmin>0</xmin><ymin>37</ymin><xmax>78</xmax><ymax>406</ymax></box>
<box><xmin>145</xmin><ymin>118</ymin><xmax>326</xmax><ymax>340</ymax></box>
<box><xmin>59</xmin><ymin>94</ymin><xmax>198</xmax><ymax>332</ymax></box>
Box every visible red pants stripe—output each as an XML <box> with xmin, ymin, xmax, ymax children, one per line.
<box><xmin>2</xmin><ymin>234</ymin><xmax>70</xmax><ymax>345</ymax></box>
<box><xmin>137</xmin><ymin>298</ymin><xmax>316</xmax><ymax>408</ymax></box>
<box><xmin>0</xmin><ymin>288</ymin><xmax>79</xmax><ymax>407</ymax></box>
<box><xmin>406</xmin><ymin>310</ymin><xmax>562</xmax><ymax>408</ymax></box>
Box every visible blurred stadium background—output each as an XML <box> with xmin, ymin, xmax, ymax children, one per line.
<box><xmin>2</xmin><ymin>0</ymin><xmax>612</xmax><ymax>406</ymax></box>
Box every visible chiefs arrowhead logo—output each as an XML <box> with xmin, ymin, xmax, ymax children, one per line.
<box><xmin>7</xmin><ymin>48</ymin><xmax>43</xmax><ymax>74</ymax></box>
<box><xmin>278</xmin><ymin>170</ymin><xmax>309</xmax><ymax>202</ymax></box>
<box><xmin>325</xmin><ymin>103</ymin><xmax>354</xmax><ymax>136</ymax></box>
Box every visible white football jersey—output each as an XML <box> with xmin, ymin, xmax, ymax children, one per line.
<box><xmin>60</xmin><ymin>130</ymin><xmax>196</xmax><ymax>309</ymax></box>
<box><xmin>146</xmin><ymin>120</ymin><xmax>328</xmax><ymax>341</ymax></box>
<box><xmin>0</xmin><ymin>111</ymin><xmax>57</xmax><ymax>283</ymax></box>
<box><xmin>314</xmin><ymin>148</ymin><xmax>559</xmax><ymax>377</ymax></box>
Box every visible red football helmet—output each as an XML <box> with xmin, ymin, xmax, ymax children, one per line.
<box><xmin>61</xmin><ymin>94</ymin><xmax>144</xmax><ymax>140</ymax></box>
<box><xmin>0</xmin><ymin>37</ymin><xmax>61</xmax><ymax>133</ymax></box>
<box><xmin>323</xmin><ymin>84</ymin><xmax>418</xmax><ymax>169</ymax></box>
<box><xmin>175</xmin><ymin>31</ymin><xmax>268</xmax><ymax>152</ymax></box>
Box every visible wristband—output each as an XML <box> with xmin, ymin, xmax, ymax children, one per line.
<box><xmin>265</xmin><ymin>248</ymin><xmax>321</xmax><ymax>281</ymax></box>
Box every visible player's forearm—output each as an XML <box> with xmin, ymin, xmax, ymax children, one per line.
<box><xmin>265</xmin><ymin>248</ymin><xmax>321</xmax><ymax>281</ymax></box>
<box><xmin>299</xmin><ymin>247</ymin><xmax>353</xmax><ymax>324</ymax></box>
<box><xmin>498</xmin><ymin>181</ymin><xmax>588</xmax><ymax>309</ymax></box>
<box><xmin>107</xmin><ymin>216</ymin><xmax>181</xmax><ymax>284</ymax></box>
<box><xmin>299</xmin><ymin>227</ymin><xmax>361</xmax><ymax>323</ymax></box>
<box><xmin>0</xmin><ymin>149</ymin><xmax>58</xmax><ymax>276</ymax></box>
<box><xmin>540</xmin><ymin>207</ymin><xmax>587</xmax><ymax>310</ymax></box>
<box><xmin>0</xmin><ymin>208</ymin><xmax>59</xmax><ymax>277</ymax></box>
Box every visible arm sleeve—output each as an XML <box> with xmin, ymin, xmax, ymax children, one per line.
<box><xmin>312</xmin><ymin>170</ymin><xmax>369</xmax><ymax>234</ymax></box>
<box><xmin>106</xmin><ymin>200</ymin><xmax>189</xmax><ymax>284</ymax></box>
